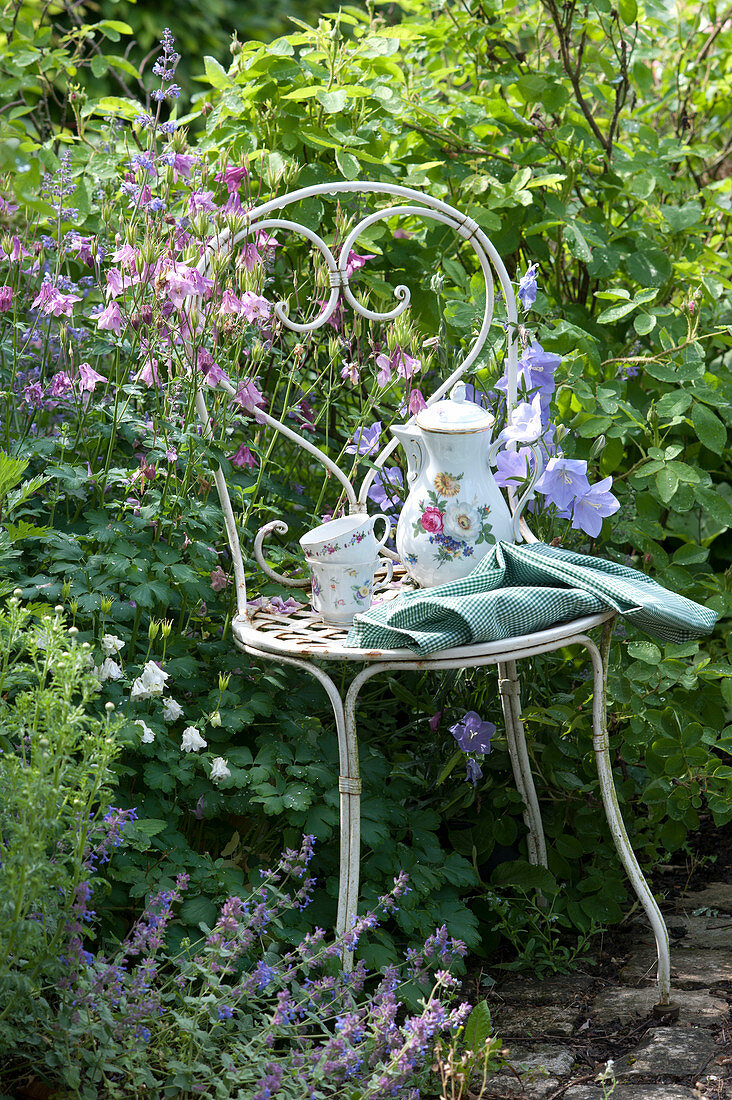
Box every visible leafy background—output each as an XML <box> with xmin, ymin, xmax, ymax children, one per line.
<box><xmin>0</xmin><ymin>0</ymin><xmax>731</xmax><ymax>984</ymax></box>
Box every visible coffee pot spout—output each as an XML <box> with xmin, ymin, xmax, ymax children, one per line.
<box><xmin>391</xmin><ymin>423</ymin><xmax>425</xmax><ymax>484</ymax></box>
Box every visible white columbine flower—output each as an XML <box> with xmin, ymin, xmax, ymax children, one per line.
<box><xmin>101</xmin><ymin>633</ymin><xmax>125</xmax><ymax>656</ymax></box>
<box><xmin>162</xmin><ymin>697</ymin><xmax>184</xmax><ymax>722</ymax></box>
<box><xmin>130</xmin><ymin>660</ymin><xmax>169</xmax><ymax>700</ymax></box>
<box><xmin>209</xmin><ymin>757</ymin><xmax>231</xmax><ymax>783</ymax></box>
<box><xmin>97</xmin><ymin>658</ymin><xmax>124</xmax><ymax>683</ymax></box>
<box><xmin>181</xmin><ymin>726</ymin><xmax>207</xmax><ymax>753</ymax></box>
<box><xmin>135</xmin><ymin>719</ymin><xmax>156</xmax><ymax>744</ymax></box>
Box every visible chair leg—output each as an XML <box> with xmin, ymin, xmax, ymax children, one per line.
<box><xmin>498</xmin><ymin>660</ymin><xmax>548</xmax><ymax>868</ymax></box>
<box><xmin>581</xmin><ymin>626</ymin><xmax>673</xmax><ymax>1010</ymax></box>
<box><xmin>251</xmin><ymin>654</ymin><xmax>354</xmax><ymax>964</ymax></box>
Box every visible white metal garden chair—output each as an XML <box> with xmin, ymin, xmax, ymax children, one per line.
<box><xmin>193</xmin><ymin>182</ymin><xmax>675</xmax><ymax>1015</ymax></box>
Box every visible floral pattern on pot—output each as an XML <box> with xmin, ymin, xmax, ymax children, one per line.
<box><xmin>352</xmin><ymin>581</ymin><xmax>373</xmax><ymax>602</ymax></box>
<box><xmin>411</xmin><ymin>471</ymin><xmax>494</xmax><ymax>566</ymax></box>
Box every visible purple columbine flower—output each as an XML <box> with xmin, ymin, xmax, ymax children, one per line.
<box><xmin>344</xmin><ymin>250</ymin><xmax>376</xmax><ymax>278</ymax></box>
<box><xmin>0</xmin><ymin>285</ymin><xmax>13</xmax><ymax>312</ymax></box>
<box><xmin>345</xmin><ymin>421</ymin><xmax>382</xmax><ymax>457</ymax></box>
<box><xmin>535</xmin><ymin>456</ymin><xmax>590</xmax><ymax>512</ymax></box>
<box><xmin>449</xmin><ymin>711</ymin><xmax>495</xmax><ymax>753</ymax></box>
<box><xmin>570</xmin><ymin>476</ymin><xmax>621</xmax><ymax>537</ymax></box>
<box><xmin>78</xmin><ymin>362</ymin><xmax>107</xmax><ymax>392</ymax></box>
<box><xmin>518</xmin><ymin>264</ymin><xmax>538</xmax><ymax>310</ymax></box>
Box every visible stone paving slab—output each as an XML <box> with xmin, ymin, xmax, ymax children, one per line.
<box><xmin>591</xmin><ymin>985</ymin><xmax>730</xmax><ymax>1026</ymax></box>
<box><xmin>619</xmin><ymin>946</ymin><xmax>732</xmax><ymax>988</ymax></box>
<box><xmin>665</xmin><ymin>915</ymin><xmax>732</xmax><ymax>950</ymax></box>
<box><xmin>614</xmin><ymin>1025</ymin><xmax>716</xmax><ymax>1078</ymax></box>
<box><xmin>497</xmin><ymin>974</ymin><xmax>595</xmax><ymax>1005</ymax></box>
<box><xmin>492</xmin><ymin>1001</ymin><xmax>578</xmax><ymax>1037</ymax></box>
<box><xmin>678</xmin><ymin>882</ymin><xmax>732</xmax><ymax>913</ymax></box>
<box><xmin>482</xmin><ymin>1044</ymin><xmax>576</xmax><ymax>1098</ymax></box>
<box><xmin>564</xmin><ymin>1086</ymin><xmax>700</xmax><ymax>1100</ymax></box>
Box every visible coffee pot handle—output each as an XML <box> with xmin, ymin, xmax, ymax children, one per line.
<box><xmin>486</xmin><ymin>441</ymin><xmax>544</xmax><ymax>542</ymax></box>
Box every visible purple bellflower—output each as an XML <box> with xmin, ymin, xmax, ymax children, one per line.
<box><xmin>518</xmin><ymin>264</ymin><xmax>538</xmax><ymax>310</ymax></box>
<box><xmin>449</xmin><ymin>711</ymin><xmax>495</xmax><ymax>754</ymax></box>
<box><xmin>535</xmin><ymin>457</ymin><xmax>590</xmax><ymax>512</ymax></box>
<box><xmin>571</xmin><ymin>476</ymin><xmax>621</xmax><ymax>537</ymax></box>
<box><xmin>345</xmin><ymin>422</ymin><xmax>382</xmax><ymax>457</ymax></box>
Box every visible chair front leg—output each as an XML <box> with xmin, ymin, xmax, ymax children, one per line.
<box><xmin>580</xmin><ymin>626</ymin><xmax>674</xmax><ymax>1012</ymax></box>
<box><xmin>498</xmin><ymin>660</ymin><xmax>548</xmax><ymax>868</ymax></box>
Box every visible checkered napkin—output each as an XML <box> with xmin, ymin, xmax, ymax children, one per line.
<box><xmin>345</xmin><ymin>541</ymin><xmax>718</xmax><ymax>655</ymax></box>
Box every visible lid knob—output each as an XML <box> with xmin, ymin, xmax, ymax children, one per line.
<box><xmin>450</xmin><ymin>381</ymin><xmax>467</xmax><ymax>404</ymax></box>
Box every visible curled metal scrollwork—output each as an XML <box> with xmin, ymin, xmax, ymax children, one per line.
<box><xmin>253</xmin><ymin>521</ymin><xmax>311</xmax><ymax>589</ymax></box>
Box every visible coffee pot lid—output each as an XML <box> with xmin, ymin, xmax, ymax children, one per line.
<box><xmin>415</xmin><ymin>382</ymin><xmax>494</xmax><ymax>433</ymax></box>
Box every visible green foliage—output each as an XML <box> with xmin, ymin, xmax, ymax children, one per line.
<box><xmin>0</xmin><ymin>595</ymin><xmax>121</xmax><ymax>1046</ymax></box>
<box><xmin>0</xmin><ymin>0</ymin><xmax>730</xmax><ymax>1029</ymax></box>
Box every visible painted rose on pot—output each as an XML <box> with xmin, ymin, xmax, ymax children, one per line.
<box><xmin>420</xmin><ymin>505</ymin><xmax>444</xmax><ymax>534</ymax></box>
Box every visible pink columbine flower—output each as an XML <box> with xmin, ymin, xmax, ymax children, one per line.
<box><xmin>341</xmin><ymin>361</ymin><xmax>360</xmax><ymax>385</ymax></box>
<box><xmin>216</xmin><ymin>165</ymin><xmax>249</xmax><ymax>191</ymax></box>
<box><xmin>394</xmin><ymin>348</ymin><xmax>420</xmax><ymax>380</ymax></box>
<box><xmin>32</xmin><ymin>281</ymin><xmax>81</xmax><ymax>317</ymax></box>
<box><xmin>408</xmin><ymin>389</ymin><xmax>427</xmax><ymax>414</ymax></box>
<box><xmin>10</xmin><ymin>236</ymin><xmax>30</xmax><ymax>261</ymax></box>
<box><xmin>375</xmin><ymin>353</ymin><xmax>392</xmax><ymax>387</ymax></box>
<box><xmin>239</xmin><ymin>291</ymin><xmax>271</xmax><ymax>324</ymax></box>
<box><xmin>159</xmin><ymin>261</ymin><xmax>213</xmax><ymax>308</ymax></box>
<box><xmin>220</xmin><ymin>288</ymin><xmax>242</xmax><ymax>315</ymax></box>
<box><xmin>188</xmin><ymin>190</ymin><xmax>218</xmax><ymax>215</ymax></box>
<box><xmin>136</xmin><ymin>359</ymin><xmax>162</xmax><ymax>388</ymax></box>
<box><xmin>210</xmin><ymin>566</ymin><xmax>228</xmax><ymax>592</ymax></box>
<box><xmin>96</xmin><ymin>301</ymin><xmax>123</xmax><ymax>335</ymax></box>
<box><xmin>0</xmin><ymin>285</ymin><xmax>12</xmax><ymax>312</ymax></box>
<box><xmin>229</xmin><ymin>443</ymin><xmax>257</xmax><ymax>469</ymax></box>
<box><xmin>111</xmin><ymin>242</ymin><xmax>138</xmax><ymax>270</ymax></box>
<box><xmin>48</xmin><ymin>371</ymin><xmax>72</xmax><ymax>398</ymax></box>
<box><xmin>256</xmin><ymin>231</ymin><xmax>279</xmax><ymax>250</ymax></box>
<box><xmin>344</xmin><ymin>250</ymin><xmax>376</xmax><ymax>278</ymax></box>
<box><xmin>78</xmin><ymin>362</ymin><xmax>106</xmax><ymax>392</ymax></box>
<box><xmin>234</xmin><ymin>378</ymin><xmax>266</xmax><ymax>416</ymax></box>
<box><xmin>106</xmin><ymin>268</ymin><xmax>125</xmax><ymax>298</ymax></box>
<box><xmin>240</xmin><ymin>243</ymin><xmax>261</xmax><ymax>271</ymax></box>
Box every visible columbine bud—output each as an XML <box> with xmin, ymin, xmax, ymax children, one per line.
<box><xmin>13</xmin><ymin>587</ymin><xmax>22</xmax><ymax>598</ymax></box>
<box><xmin>210</xmin><ymin>710</ymin><xmax>222</xmax><ymax>727</ymax></box>
<box><xmin>218</xmin><ymin>672</ymin><xmax>231</xmax><ymax>691</ymax></box>
<box><xmin>161</xmin><ymin>619</ymin><xmax>172</xmax><ymax>638</ymax></box>
<box><xmin>61</xmin><ymin>581</ymin><xmax>71</xmax><ymax>599</ymax></box>
<box><xmin>100</xmin><ymin>597</ymin><xmax>113</xmax><ymax>613</ymax></box>
<box><xmin>148</xmin><ymin>620</ymin><xmax>160</xmax><ymax>642</ymax></box>
<box><xmin>430</xmin><ymin>271</ymin><xmax>444</xmax><ymax>294</ymax></box>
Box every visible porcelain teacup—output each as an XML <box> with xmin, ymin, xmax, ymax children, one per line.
<box><xmin>299</xmin><ymin>513</ymin><xmax>391</xmax><ymax>563</ymax></box>
<box><xmin>309</xmin><ymin>557</ymin><xmax>393</xmax><ymax>626</ymax></box>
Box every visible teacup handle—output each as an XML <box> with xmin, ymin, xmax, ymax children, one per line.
<box><xmin>372</xmin><ymin>513</ymin><xmax>392</xmax><ymax>549</ymax></box>
<box><xmin>373</xmin><ymin>558</ymin><xmax>394</xmax><ymax>591</ymax></box>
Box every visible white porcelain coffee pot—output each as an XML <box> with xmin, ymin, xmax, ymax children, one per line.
<box><xmin>391</xmin><ymin>383</ymin><xmax>539</xmax><ymax>587</ymax></box>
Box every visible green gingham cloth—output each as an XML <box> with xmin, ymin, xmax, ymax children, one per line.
<box><xmin>345</xmin><ymin>541</ymin><xmax>718</xmax><ymax>655</ymax></box>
